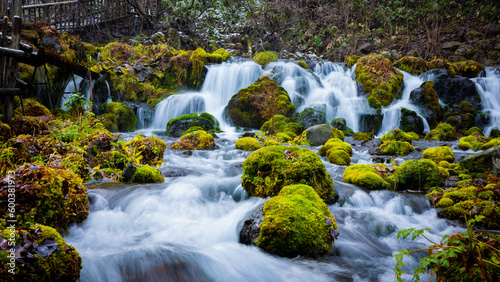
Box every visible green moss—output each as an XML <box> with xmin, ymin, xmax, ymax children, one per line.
<box><xmin>100</xmin><ymin>102</ymin><xmax>138</xmax><ymax>132</ymax></box>
<box><xmin>170</xmin><ymin>130</ymin><xmax>215</xmax><ymax>150</ymax></box>
<box><xmin>261</xmin><ymin>115</ymin><xmax>290</xmax><ymax>134</ymax></box>
<box><xmin>422</xmin><ymin>146</ymin><xmax>455</xmax><ymax>163</ymax></box>
<box><xmin>407</xmin><ymin>132</ymin><xmax>420</xmax><ymax>141</ymax></box>
<box><xmin>345</xmin><ymin>55</ymin><xmax>361</xmax><ymax>68</ymax></box>
<box><xmin>458</xmin><ymin>135</ymin><xmax>490</xmax><ymax>150</ymax></box>
<box><xmin>390</xmin><ymin>159</ymin><xmax>443</xmax><ymax>191</ymax></box>
<box><xmin>380</xmin><ymin>129</ymin><xmax>414</xmax><ymax>144</ymax></box>
<box><xmin>0</xmin><ymin>164</ymin><xmax>88</xmax><ymax>233</ymax></box>
<box><xmin>97</xmin><ymin>150</ymin><xmax>131</xmax><ymax>170</ymax></box>
<box><xmin>166</xmin><ymin>112</ymin><xmax>220</xmax><ymax>137</ymax></box>
<box><xmin>235</xmin><ymin>137</ymin><xmax>262</xmax><ymax>151</ymax></box>
<box><xmin>353</xmin><ymin>132</ymin><xmax>373</xmax><ymax>141</ymax></box>
<box><xmin>242</xmin><ymin>146</ymin><xmax>336</xmax><ymax>203</ymax></box>
<box><xmin>319</xmin><ymin>138</ymin><xmax>352</xmax><ymax>156</ymax></box>
<box><xmin>130</xmin><ymin>165</ymin><xmax>164</xmax><ymax>183</ymax></box>
<box><xmin>331</xmin><ymin>118</ymin><xmax>354</xmax><ymax>136</ymax></box>
<box><xmin>207</xmin><ymin>48</ymin><xmax>231</xmax><ymax>63</ymax></box>
<box><xmin>490</xmin><ymin>129</ymin><xmax>500</xmax><ymax>138</ymax></box>
<box><xmin>253</xmin><ymin>51</ymin><xmax>278</xmax><ymax>66</ymax></box>
<box><xmin>327</xmin><ymin>149</ymin><xmax>351</xmax><ymax>165</ymax></box>
<box><xmin>355</xmin><ymin>54</ymin><xmax>404</xmax><ymax>107</ymax></box>
<box><xmin>225</xmin><ymin>76</ymin><xmax>295</xmax><ymax>128</ymax></box>
<box><xmin>291</xmin><ymin>131</ymin><xmax>311</xmax><ymax>145</ymax></box>
<box><xmin>479</xmin><ymin>138</ymin><xmax>500</xmax><ymax>150</ymax></box>
<box><xmin>256</xmin><ymin>184</ymin><xmax>337</xmax><ymax>257</ymax></box>
<box><xmin>435</xmin><ymin>197</ymin><xmax>454</xmax><ymax>208</ymax></box>
<box><xmin>451</xmin><ymin>60</ymin><xmax>485</xmax><ymax>78</ymax></box>
<box><xmin>393</xmin><ymin>56</ymin><xmax>429</xmax><ymax>75</ymax></box>
<box><xmin>343</xmin><ymin>164</ymin><xmax>390</xmax><ymax>190</ymax></box>
<box><xmin>60</xmin><ymin>153</ymin><xmax>91</xmax><ymax>181</ymax></box>
<box><xmin>264</xmin><ymin>138</ymin><xmax>281</xmax><ymax>146</ymax></box>
<box><xmin>284</xmin><ymin>122</ymin><xmax>303</xmax><ymax>136</ymax></box>
<box><xmin>125</xmin><ymin>134</ymin><xmax>166</xmax><ymax>166</ymax></box>
<box><xmin>424</xmin><ymin>123</ymin><xmax>458</xmax><ymax>141</ymax></box>
<box><xmin>367</xmin><ymin>96</ymin><xmax>382</xmax><ymax>112</ymax></box>
<box><xmin>464</xmin><ymin>127</ymin><xmax>484</xmax><ymax>136</ymax></box>
<box><xmin>100</xmin><ymin>42</ymin><xmax>133</xmax><ymax>63</ymax></box>
<box><xmin>0</xmin><ymin>225</ymin><xmax>81</xmax><ymax>281</ymax></box>
<box><xmin>0</xmin><ymin>123</ymin><xmax>11</xmax><ymax>143</ymax></box>
<box><xmin>14</xmin><ymin>98</ymin><xmax>52</xmax><ymax>117</ymax></box>
<box><xmin>297</xmin><ymin>61</ymin><xmax>308</xmax><ymax>69</ymax></box>
<box><xmin>377</xmin><ymin>141</ymin><xmax>414</xmax><ymax>155</ymax></box>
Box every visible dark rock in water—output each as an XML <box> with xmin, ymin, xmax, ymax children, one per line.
<box><xmin>294</xmin><ymin>107</ymin><xmax>326</xmax><ymax>129</ymax></box>
<box><xmin>122</xmin><ymin>163</ymin><xmax>137</xmax><ymax>182</ymax></box>
<box><xmin>241</xmin><ymin>132</ymin><xmax>255</xmax><ymax>138</ymax></box>
<box><xmin>306</xmin><ymin>124</ymin><xmax>333</xmax><ymax>146</ymax></box>
<box><xmin>182</xmin><ymin>150</ymin><xmax>193</xmax><ymax>157</ymax></box>
<box><xmin>239</xmin><ymin>208</ymin><xmax>264</xmax><ymax>245</ymax></box>
<box><xmin>399</xmin><ymin>108</ymin><xmax>424</xmax><ymax>135</ymax></box>
<box><xmin>166</xmin><ymin>113</ymin><xmax>219</xmax><ymax>137</ymax></box>
<box><xmin>161</xmin><ymin>167</ymin><xmax>187</xmax><ymax>178</ymax></box>
<box><xmin>409</xmin><ymin>81</ymin><xmax>442</xmax><ymax>128</ymax></box>
<box><xmin>429</xmin><ymin>69</ymin><xmax>482</xmax><ymax>111</ymax></box>
<box><xmin>359</xmin><ymin>113</ymin><xmax>383</xmax><ymax>134</ymax></box>
<box><xmin>459</xmin><ymin>145</ymin><xmax>500</xmax><ymax>173</ymax></box>
<box><xmin>331</xmin><ymin>118</ymin><xmax>354</xmax><ymax>136</ymax></box>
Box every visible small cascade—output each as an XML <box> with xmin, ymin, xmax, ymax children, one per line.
<box><xmin>378</xmin><ymin>71</ymin><xmax>430</xmax><ymax>136</ymax></box>
<box><xmin>60</xmin><ymin>75</ymin><xmax>85</xmax><ymax>110</ymax></box>
<box><xmin>474</xmin><ymin>67</ymin><xmax>500</xmax><ymax>136</ymax></box>
<box><xmin>150</xmin><ymin>61</ymin><xmax>262</xmax><ymax>130</ymax></box>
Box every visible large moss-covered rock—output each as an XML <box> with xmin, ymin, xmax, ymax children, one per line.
<box><xmin>377</xmin><ymin>141</ymin><xmax>415</xmax><ymax>155</ymax></box>
<box><xmin>353</xmin><ymin>132</ymin><xmax>374</xmax><ymax>141</ymax></box>
<box><xmin>170</xmin><ymin>130</ymin><xmax>215</xmax><ymax>150</ymax></box>
<box><xmin>409</xmin><ymin>81</ymin><xmax>442</xmax><ymax>128</ymax></box>
<box><xmin>422</xmin><ymin>146</ymin><xmax>455</xmax><ymax>163</ymax></box>
<box><xmin>480</xmin><ymin>138</ymin><xmax>500</xmax><ymax>150</ymax></box>
<box><xmin>459</xmin><ymin>145</ymin><xmax>500</xmax><ymax>174</ymax></box>
<box><xmin>14</xmin><ymin>98</ymin><xmax>53</xmax><ymax>118</ymax></box>
<box><xmin>305</xmin><ymin>124</ymin><xmax>344</xmax><ymax>146</ymax></box>
<box><xmin>166</xmin><ymin>112</ymin><xmax>220</xmax><ymax>137</ymax></box>
<box><xmin>293</xmin><ymin>107</ymin><xmax>326</xmax><ymax>129</ymax></box>
<box><xmin>0</xmin><ymin>225</ymin><xmax>82</xmax><ymax>281</ymax></box>
<box><xmin>380</xmin><ymin>129</ymin><xmax>414</xmax><ymax>143</ymax></box>
<box><xmin>0</xmin><ymin>164</ymin><xmax>88</xmax><ymax>233</ymax></box>
<box><xmin>124</xmin><ymin>134</ymin><xmax>166</xmax><ymax>166</ymax></box>
<box><xmin>343</xmin><ymin>164</ymin><xmax>391</xmax><ymax>190</ymax></box>
<box><xmin>393</xmin><ymin>56</ymin><xmax>429</xmax><ymax>75</ymax></box>
<box><xmin>355</xmin><ymin>54</ymin><xmax>404</xmax><ymax>108</ymax></box>
<box><xmin>424</xmin><ymin>123</ymin><xmax>458</xmax><ymax>141</ymax></box>
<box><xmin>443</xmin><ymin>101</ymin><xmax>477</xmax><ymax>135</ymax></box>
<box><xmin>388</xmin><ymin>159</ymin><xmax>443</xmax><ymax>191</ymax></box>
<box><xmin>255</xmin><ymin>184</ymin><xmax>338</xmax><ymax>257</ymax></box>
<box><xmin>253</xmin><ymin>51</ymin><xmax>278</xmax><ymax>66</ymax></box>
<box><xmin>242</xmin><ymin>146</ymin><xmax>336</xmax><ymax>203</ymax></box>
<box><xmin>225</xmin><ymin>76</ymin><xmax>295</xmax><ymax>128</ymax></box>
<box><xmin>100</xmin><ymin>102</ymin><xmax>138</xmax><ymax>132</ymax></box>
<box><xmin>235</xmin><ymin>137</ymin><xmax>262</xmax><ymax>151</ymax></box>
<box><xmin>123</xmin><ymin>164</ymin><xmax>164</xmax><ymax>183</ymax></box>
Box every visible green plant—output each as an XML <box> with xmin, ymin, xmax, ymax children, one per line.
<box><xmin>394</xmin><ymin>215</ymin><xmax>500</xmax><ymax>282</ymax></box>
<box><xmin>63</xmin><ymin>92</ymin><xmax>91</xmax><ymax>120</ymax></box>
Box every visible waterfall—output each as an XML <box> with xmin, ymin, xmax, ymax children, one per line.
<box><xmin>474</xmin><ymin>67</ymin><xmax>500</xmax><ymax>136</ymax></box>
<box><xmin>61</xmin><ymin>75</ymin><xmax>85</xmax><ymax>110</ymax></box>
<box><xmin>150</xmin><ymin>61</ymin><xmax>262</xmax><ymax>130</ymax></box>
<box><xmin>378</xmin><ymin>71</ymin><xmax>430</xmax><ymax>136</ymax></box>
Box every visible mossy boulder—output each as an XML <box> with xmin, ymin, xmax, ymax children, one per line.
<box><xmin>343</xmin><ymin>164</ymin><xmax>390</xmax><ymax>190</ymax></box>
<box><xmin>319</xmin><ymin>138</ymin><xmax>352</xmax><ymax>165</ymax></box>
<box><xmin>393</xmin><ymin>56</ymin><xmax>429</xmax><ymax>75</ymax></box>
<box><xmin>14</xmin><ymin>98</ymin><xmax>52</xmax><ymax>117</ymax></box>
<box><xmin>389</xmin><ymin>159</ymin><xmax>443</xmax><ymax>191</ymax></box>
<box><xmin>0</xmin><ymin>225</ymin><xmax>81</xmax><ymax>281</ymax></box>
<box><xmin>399</xmin><ymin>108</ymin><xmax>424</xmax><ymax>135</ymax></box>
<box><xmin>376</xmin><ymin>141</ymin><xmax>414</xmax><ymax>156</ymax></box>
<box><xmin>207</xmin><ymin>48</ymin><xmax>231</xmax><ymax>63</ymax></box>
<box><xmin>100</xmin><ymin>102</ymin><xmax>138</xmax><ymax>132</ymax></box>
<box><xmin>235</xmin><ymin>137</ymin><xmax>262</xmax><ymax>151</ymax></box>
<box><xmin>12</xmin><ymin>115</ymin><xmax>51</xmax><ymax>136</ymax></box>
<box><xmin>253</xmin><ymin>51</ymin><xmax>278</xmax><ymax>66</ymax></box>
<box><xmin>170</xmin><ymin>130</ymin><xmax>215</xmax><ymax>150</ymax></box>
<box><xmin>293</xmin><ymin>107</ymin><xmax>326</xmax><ymax>129</ymax></box>
<box><xmin>255</xmin><ymin>184</ymin><xmax>337</xmax><ymax>257</ymax></box>
<box><xmin>458</xmin><ymin>135</ymin><xmax>491</xmax><ymax>150</ymax></box>
<box><xmin>123</xmin><ymin>164</ymin><xmax>164</xmax><ymax>183</ymax></box>
<box><xmin>422</xmin><ymin>146</ymin><xmax>455</xmax><ymax>163</ymax></box>
<box><xmin>459</xmin><ymin>145</ymin><xmax>500</xmax><ymax>174</ymax></box>
<box><xmin>490</xmin><ymin>129</ymin><xmax>500</xmax><ymax>138</ymax></box>
<box><xmin>125</xmin><ymin>134</ymin><xmax>166</xmax><ymax>166</ymax></box>
<box><xmin>0</xmin><ymin>164</ymin><xmax>88</xmax><ymax>233</ymax></box>
<box><xmin>480</xmin><ymin>138</ymin><xmax>500</xmax><ymax>150</ymax></box>
<box><xmin>380</xmin><ymin>129</ymin><xmax>414</xmax><ymax>143</ymax></box>
<box><xmin>431</xmin><ymin>69</ymin><xmax>482</xmax><ymax>112</ymax></box>
<box><xmin>297</xmin><ymin>61</ymin><xmax>308</xmax><ymax>69</ymax></box>
<box><xmin>355</xmin><ymin>54</ymin><xmax>404</xmax><ymax>107</ymax></box>
<box><xmin>100</xmin><ymin>42</ymin><xmax>133</xmax><ymax>63</ymax></box>
<box><xmin>464</xmin><ymin>127</ymin><xmax>484</xmax><ymax>136</ymax></box>
<box><xmin>0</xmin><ymin>123</ymin><xmax>11</xmax><ymax>143</ymax></box>
<box><xmin>225</xmin><ymin>76</ymin><xmax>295</xmax><ymax>128</ymax></box>
<box><xmin>305</xmin><ymin>124</ymin><xmax>344</xmax><ymax>146</ymax></box>
<box><xmin>451</xmin><ymin>60</ymin><xmax>485</xmax><ymax>78</ymax></box>
<box><xmin>353</xmin><ymin>132</ymin><xmax>373</xmax><ymax>141</ymax></box>
<box><xmin>331</xmin><ymin>118</ymin><xmax>354</xmax><ymax>136</ymax></box>
<box><xmin>409</xmin><ymin>81</ymin><xmax>442</xmax><ymax>128</ymax></box>
<box><xmin>166</xmin><ymin>112</ymin><xmax>220</xmax><ymax>137</ymax></box>
<box><xmin>424</xmin><ymin>123</ymin><xmax>458</xmax><ymax>141</ymax></box>
<box><xmin>242</xmin><ymin>146</ymin><xmax>336</xmax><ymax>203</ymax></box>
<box><xmin>359</xmin><ymin>112</ymin><xmax>383</xmax><ymax>133</ymax></box>
<box><xmin>443</xmin><ymin>101</ymin><xmax>477</xmax><ymax>134</ymax></box>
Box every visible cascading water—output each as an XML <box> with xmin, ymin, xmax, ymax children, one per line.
<box><xmin>61</xmin><ymin>75</ymin><xmax>85</xmax><ymax>110</ymax></box>
<box><xmin>474</xmin><ymin>67</ymin><xmax>500</xmax><ymax>136</ymax></box>
<box><xmin>65</xmin><ymin>132</ymin><xmax>463</xmax><ymax>282</ymax></box>
<box><xmin>378</xmin><ymin>71</ymin><xmax>430</xmax><ymax>136</ymax></box>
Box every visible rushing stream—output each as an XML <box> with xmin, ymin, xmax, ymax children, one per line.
<box><xmin>64</xmin><ymin>61</ymin><xmax>500</xmax><ymax>281</ymax></box>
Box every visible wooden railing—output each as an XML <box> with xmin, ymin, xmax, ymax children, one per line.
<box><xmin>1</xmin><ymin>0</ymin><xmax>160</xmax><ymax>32</ymax></box>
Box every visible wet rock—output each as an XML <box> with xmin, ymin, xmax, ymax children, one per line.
<box><xmin>122</xmin><ymin>163</ymin><xmax>137</xmax><ymax>182</ymax></box>
<box><xmin>294</xmin><ymin>107</ymin><xmax>326</xmax><ymax>129</ymax></box>
<box><xmin>161</xmin><ymin>167</ymin><xmax>187</xmax><ymax>178</ymax></box>
<box><xmin>399</xmin><ymin>108</ymin><xmax>424</xmax><ymax>135</ymax></box>
<box><xmin>430</xmin><ymin>69</ymin><xmax>482</xmax><ymax>111</ymax></box>
<box><xmin>306</xmin><ymin>124</ymin><xmax>337</xmax><ymax>146</ymax></box>
<box><xmin>459</xmin><ymin>145</ymin><xmax>500</xmax><ymax>174</ymax></box>
<box><xmin>409</xmin><ymin>81</ymin><xmax>442</xmax><ymax>128</ymax></box>
<box><xmin>239</xmin><ymin>208</ymin><xmax>264</xmax><ymax>245</ymax></box>
<box><xmin>483</xmin><ymin>23</ymin><xmax>500</xmax><ymax>36</ymax></box>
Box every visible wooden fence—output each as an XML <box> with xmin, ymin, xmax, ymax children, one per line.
<box><xmin>1</xmin><ymin>0</ymin><xmax>160</xmax><ymax>32</ymax></box>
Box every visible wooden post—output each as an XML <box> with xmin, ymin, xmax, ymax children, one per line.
<box><xmin>3</xmin><ymin>16</ymin><xmax>22</xmax><ymax>125</ymax></box>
